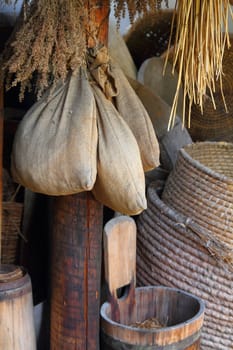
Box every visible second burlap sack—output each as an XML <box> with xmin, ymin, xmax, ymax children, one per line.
<box><xmin>92</xmin><ymin>83</ymin><xmax>147</xmax><ymax>215</ymax></box>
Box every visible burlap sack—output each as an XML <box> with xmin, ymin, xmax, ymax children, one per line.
<box><xmin>92</xmin><ymin>83</ymin><xmax>147</xmax><ymax>215</ymax></box>
<box><xmin>11</xmin><ymin>68</ymin><xmax>98</xmax><ymax>195</ymax></box>
<box><xmin>108</xmin><ymin>23</ymin><xmax>137</xmax><ymax>80</ymax></box>
<box><xmin>112</xmin><ymin>62</ymin><xmax>160</xmax><ymax>172</ymax></box>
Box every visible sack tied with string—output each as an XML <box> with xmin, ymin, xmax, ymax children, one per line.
<box><xmin>88</xmin><ymin>46</ymin><xmax>160</xmax><ymax>173</ymax></box>
<box><xmin>111</xmin><ymin>61</ymin><xmax>160</xmax><ymax>172</ymax></box>
<box><xmin>92</xmin><ymin>83</ymin><xmax>147</xmax><ymax>215</ymax></box>
<box><xmin>11</xmin><ymin>67</ymin><xmax>98</xmax><ymax>195</ymax></box>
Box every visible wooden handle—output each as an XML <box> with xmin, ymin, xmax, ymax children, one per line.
<box><xmin>104</xmin><ymin>215</ymin><xmax>136</xmax><ymax>295</ymax></box>
<box><xmin>104</xmin><ymin>215</ymin><xmax>137</xmax><ymax>323</ymax></box>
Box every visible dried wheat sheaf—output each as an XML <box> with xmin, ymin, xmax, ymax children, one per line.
<box><xmin>0</xmin><ymin>0</ymin><xmax>87</xmax><ymax>100</ymax></box>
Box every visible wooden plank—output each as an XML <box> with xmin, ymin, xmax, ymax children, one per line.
<box><xmin>104</xmin><ymin>216</ymin><xmax>137</xmax><ymax>324</ymax></box>
<box><xmin>50</xmin><ymin>192</ymin><xmax>103</xmax><ymax>350</ymax></box>
<box><xmin>0</xmin><ymin>87</ymin><xmax>3</xmax><ymax>258</ymax></box>
<box><xmin>104</xmin><ymin>216</ymin><xmax>136</xmax><ymax>296</ymax></box>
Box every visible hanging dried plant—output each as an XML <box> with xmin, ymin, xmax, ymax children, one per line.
<box><xmin>112</xmin><ymin>0</ymin><xmax>169</xmax><ymax>25</ymax></box>
<box><xmin>0</xmin><ymin>0</ymin><xmax>88</xmax><ymax>100</ymax></box>
<box><xmin>0</xmin><ymin>0</ymin><xmax>170</xmax><ymax>100</ymax></box>
<box><xmin>165</xmin><ymin>0</ymin><xmax>233</xmax><ymax>129</ymax></box>
<box><xmin>1</xmin><ymin>0</ymin><xmax>232</xmax><ymax>128</ymax></box>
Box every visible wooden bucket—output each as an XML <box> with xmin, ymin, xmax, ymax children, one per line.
<box><xmin>0</xmin><ymin>264</ymin><xmax>36</xmax><ymax>350</ymax></box>
<box><xmin>101</xmin><ymin>285</ymin><xmax>205</xmax><ymax>350</ymax></box>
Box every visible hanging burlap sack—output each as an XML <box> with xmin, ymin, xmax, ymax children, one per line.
<box><xmin>88</xmin><ymin>46</ymin><xmax>118</xmax><ymax>100</ymax></box>
<box><xmin>108</xmin><ymin>23</ymin><xmax>137</xmax><ymax>80</ymax></box>
<box><xmin>91</xmin><ymin>83</ymin><xmax>147</xmax><ymax>215</ymax></box>
<box><xmin>112</xmin><ymin>62</ymin><xmax>160</xmax><ymax>172</ymax></box>
<box><xmin>11</xmin><ymin>67</ymin><xmax>98</xmax><ymax>195</ymax></box>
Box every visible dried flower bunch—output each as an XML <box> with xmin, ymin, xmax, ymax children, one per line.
<box><xmin>112</xmin><ymin>0</ymin><xmax>169</xmax><ymax>25</ymax></box>
<box><xmin>1</xmin><ymin>0</ymin><xmax>87</xmax><ymax>100</ymax></box>
<box><xmin>0</xmin><ymin>0</ymin><xmax>169</xmax><ymax>100</ymax></box>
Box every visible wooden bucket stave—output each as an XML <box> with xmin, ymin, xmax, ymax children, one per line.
<box><xmin>101</xmin><ymin>216</ymin><xmax>204</xmax><ymax>350</ymax></box>
<box><xmin>101</xmin><ymin>286</ymin><xmax>204</xmax><ymax>350</ymax></box>
<box><xmin>0</xmin><ymin>264</ymin><xmax>36</xmax><ymax>350</ymax></box>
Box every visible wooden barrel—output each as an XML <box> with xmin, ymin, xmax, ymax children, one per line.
<box><xmin>100</xmin><ymin>286</ymin><xmax>205</xmax><ymax>350</ymax></box>
<box><xmin>0</xmin><ymin>264</ymin><xmax>36</xmax><ymax>350</ymax></box>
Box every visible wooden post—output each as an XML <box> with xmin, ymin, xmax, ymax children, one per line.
<box><xmin>87</xmin><ymin>0</ymin><xmax>110</xmax><ymax>48</ymax></box>
<box><xmin>0</xmin><ymin>87</ymin><xmax>3</xmax><ymax>260</ymax></box>
<box><xmin>50</xmin><ymin>1</ymin><xmax>110</xmax><ymax>349</ymax></box>
<box><xmin>50</xmin><ymin>193</ymin><xmax>103</xmax><ymax>350</ymax></box>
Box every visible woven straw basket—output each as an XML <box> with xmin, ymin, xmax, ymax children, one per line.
<box><xmin>2</xmin><ymin>201</ymin><xmax>23</xmax><ymax>265</ymax></box>
<box><xmin>136</xmin><ymin>181</ymin><xmax>233</xmax><ymax>350</ymax></box>
<box><xmin>124</xmin><ymin>9</ymin><xmax>175</xmax><ymax>69</ymax></box>
<box><xmin>161</xmin><ymin>142</ymin><xmax>233</xmax><ymax>249</ymax></box>
<box><xmin>188</xmin><ymin>35</ymin><xmax>233</xmax><ymax>142</ymax></box>
<box><xmin>2</xmin><ymin>169</ymin><xmax>23</xmax><ymax>265</ymax></box>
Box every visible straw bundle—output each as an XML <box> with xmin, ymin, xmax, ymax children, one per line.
<box><xmin>165</xmin><ymin>0</ymin><xmax>233</xmax><ymax>129</ymax></box>
<box><xmin>162</xmin><ymin>142</ymin><xmax>233</xmax><ymax>249</ymax></box>
<box><xmin>187</xmin><ymin>35</ymin><xmax>233</xmax><ymax>142</ymax></box>
<box><xmin>137</xmin><ymin>181</ymin><xmax>233</xmax><ymax>349</ymax></box>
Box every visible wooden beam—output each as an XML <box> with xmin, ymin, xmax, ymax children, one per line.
<box><xmin>0</xmin><ymin>87</ymin><xmax>3</xmax><ymax>260</ymax></box>
<box><xmin>87</xmin><ymin>0</ymin><xmax>110</xmax><ymax>48</ymax></box>
<box><xmin>50</xmin><ymin>2</ymin><xmax>110</xmax><ymax>349</ymax></box>
<box><xmin>50</xmin><ymin>192</ymin><xmax>103</xmax><ymax>349</ymax></box>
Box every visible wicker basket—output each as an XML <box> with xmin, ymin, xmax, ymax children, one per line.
<box><xmin>2</xmin><ymin>201</ymin><xmax>23</xmax><ymax>264</ymax></box>
<box><xmin>136</xmin><ymin>181</ymin><xmax>233</xmax><ymax>350</ymax></box>
<box><xmin>124</xmin><ymin>9</ymin><xmax>176</xmax><ymax>69</ymax></box>
<box><xmin>187</xmin><ymin>35</ymin><xmax>233</xmax><ymax>142</ymax></box>
<box><xmin>2</xmin><ymin>169</ymin><xmax>23</xmax><ymax>265</ymax></box>
<box><xmin>161</xmin><ymin>142</ymin><xmax>233</xmax><ymax>248</ymax></box>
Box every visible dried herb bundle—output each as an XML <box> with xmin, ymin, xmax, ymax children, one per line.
<box><xmin>112</xmin><ymin>0</ymin><xmax>169</xmax><ymax>25</ymax></box>
<box><xmin>165</xmin><ymin>0</ymin><xmax>233</xmax><ymax>129</ymax></box>
<box><xmin>0</xmin><ymin>0</ymin><xmax>170</xmax><ymax>100</ymax></box>
<box><xmin>1</xmin><ymin>0</ymin><xmax>87</xmax><ymax>100</ymax></box>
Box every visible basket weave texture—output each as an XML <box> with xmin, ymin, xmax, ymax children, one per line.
<box><xmin>161</xmin><ymin>142</ymin><xmax>233</xmax><ymax>249</ymax></box>
<box><xmin>188</xmin><ymin>36</ymin><xmax>233</xmax><ymax>142</ymax></box>
<box><xmin>136</xmin><ymin>181</ymin><xmax>233</xmax><ymax>350</ymax></box>
<box><xmin>124</xmin><ymin>9</ymin><xmax>175</xmax><ymax>69</ymax></box>
<box><xmin>2</xmin><ymin>169</ymin><xmax>23</xmax><ymax>265</ymax></box>
<box><xmin>2</xmin><ymin>202</ymin><xmax>23</xmax><ymax>264</ymax></box>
